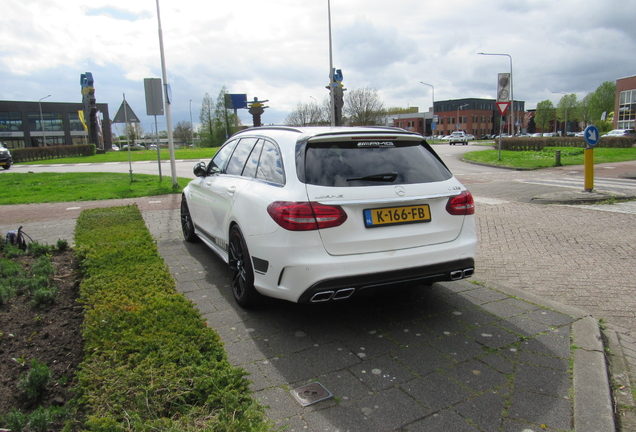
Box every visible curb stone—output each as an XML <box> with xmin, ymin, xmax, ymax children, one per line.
<box><xmin>475</xmin><ymin>280</ymin><xmax>616</xmax><ymax>432</ymax></box>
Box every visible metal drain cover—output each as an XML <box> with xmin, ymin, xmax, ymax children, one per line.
<box><xmin>290</xmin><ymin>382</ymin><xmax>333</xmax><ymax>406</ymax></box>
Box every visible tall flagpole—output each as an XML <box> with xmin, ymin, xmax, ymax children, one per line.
<box><xmin>155</xmin><ymin>0</ymin><xmax>178</xmax><ymax>188</ymax></box>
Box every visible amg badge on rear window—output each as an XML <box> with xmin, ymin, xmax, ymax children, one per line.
<box><xmin>357</xmin><ymin>142</ymin><xmax>395</xmax><ymax>148</ymax></box>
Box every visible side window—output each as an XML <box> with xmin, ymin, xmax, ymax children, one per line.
<box><xmin>208</xmin><ymin>140</ymin><xmax>238</xmax><ymax>174</ymax></box>
<box><xmin>256</xmin><ymin>141</ymin><xmax>285</xmax><ymax>185</ymax></box>
<box><xmin>226</xmin><ymin>138</ymin><xmax>258</xmax><ymax>176</ymax></box>
<box><xmin>241</xmin><ymin>139</ymin><xmax>264</xmax><ymax>178</ymax></box>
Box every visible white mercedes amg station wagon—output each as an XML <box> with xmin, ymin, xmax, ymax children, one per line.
<box><xmin>181</xmin><ymin>126</ymin><xmax>476</xmax><ymax>307</ymax></box>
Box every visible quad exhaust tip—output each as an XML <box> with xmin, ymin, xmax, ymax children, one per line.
<box><xmin>451</xmin><ymin>268</ymin><xmax>474</xmax><ymax>280</ymax></box>
<box><xmin>309</xmin><ymin>268</ymin><xmax>474</xmax><ymax>303</ymax></box>
<box><xmin>310</xmin><ymin>288</ymin><xmax>356</xmax><ymax>303</ymax></box>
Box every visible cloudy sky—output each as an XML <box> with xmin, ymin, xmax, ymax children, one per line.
<box><xmin>2</xmin><ymin>0</ymin><xmax>635</xmax><ymax>134</ymax></box>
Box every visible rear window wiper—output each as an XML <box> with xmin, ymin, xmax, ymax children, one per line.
<box><xmin>346</xmin><ymin>172</ymin><xmax>398</xmax><ymax>182</ymax></box>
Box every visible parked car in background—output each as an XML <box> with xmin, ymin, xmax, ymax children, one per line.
<box><xmin>465</xmin><ymin>134</ymin><xmax>475</xmax><ymax>141</ymax></box>
<box><xmin>0</xmin><ymin>143</ymin><xmax>12</xmax><ymax>169</ymax></box>
<box><xmin>449</xmin><ymin>131</ymin><xmax>468</xmax><ymax>145</ymax></box>
<box><xmin>180</xmin><ymin>126</ymin><xmax>477</xmax><ymax>307</ymax></box>
<box><xmin>602</xmin><ymin>129</ymin><xmax>636</xmax><ymax>138</ymax></box>
<box><xmin>111</xmin><ymin>145</ymin><xmax>120</xmax><ymax>151</ymax></box>
<box><xmin>122</xmin><ymin>144</ymin><xmax>146</xmax><ymax>150</ymax></box>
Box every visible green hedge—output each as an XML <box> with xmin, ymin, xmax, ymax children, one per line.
<box><xmin>74</xmin><ymin>205</ymin><xmax>271</xmax><ymax>432</ymax></box>
<box><xmin>12</xmin><ymin>144</ymin><xmax>96</xmax><ymax>162</ymax></box>
<box><xmin>500</xmin><ymin>136</ymin><xmax>635</xmax><ymax>151</ymax></box>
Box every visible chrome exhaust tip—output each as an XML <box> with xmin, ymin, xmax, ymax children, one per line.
<box><xmin>450</xmin><ymin>270</ymin><xmax>464</xmax><ymax>280</ymax></box>
<box><xmin>310</xmin><ymin>291</ymin><xmax>334</xmax><ymax>302</ymax></box>
<box><xmin>333</xmin><ymin>288</ymin><xmax>355</xmax><ymax>300</ymax></box>
<box><xmin>463</xmin><ymin>268</ymin><xmax>474</xmax><ymax>278</ymax></box>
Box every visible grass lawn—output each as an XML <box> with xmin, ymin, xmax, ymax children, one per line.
<box><xmin>462</xmin><ymin>146</ymin><xmax>636</xmax><ymax>169</ymax></box>
<box><xmin>0</xmin><ymin>172</ymin><xmax>192</xmax><ymax>205</ymax></box>
<box><xmin>17</xmin><ymin>148</ymin><xmax>217</xmax><ymax>165</ymax></box>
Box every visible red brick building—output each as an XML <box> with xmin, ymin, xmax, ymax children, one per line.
<box><xmin>615</xmin><ymin>75</ymin><xmax>636</xmax><ymax>130</ymax></box>
<box><xmin>429</xmin><ymin>98</ymin><xmax>524</xmax><ymax>137</ymax></box>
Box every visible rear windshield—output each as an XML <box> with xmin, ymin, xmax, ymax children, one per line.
<box><xmin>303</xmin><ymin>140</ymin><xmax>452</xmax><ymax>187</ymax></box>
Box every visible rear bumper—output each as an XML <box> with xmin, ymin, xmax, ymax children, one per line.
<box><xmin>296</xmin><ymin>258</ymin><xmax>474</xmax><ymax>303</ymax></box>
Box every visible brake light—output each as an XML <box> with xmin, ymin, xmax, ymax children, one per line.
<box><xmin>446</xmin><ymin>191</ymin><xmax>475</xmax><ymax>215</ymax></box>
<box><xmin>267</xmin><ymin>201</ymin><xmax>348</xmax><ymax>231</ymax></box>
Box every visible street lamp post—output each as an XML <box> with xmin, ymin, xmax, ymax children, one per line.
<box><xmin>478</xmin><ymin>52</ymin><xmax>514</xmax><ymax>136</ymax></box>
<box><xmin>420</xmin><ymin>82</ymin><xmax>434</xmax><ymax>137</ymax></box>
<box><xmin>38</xmin><ymin>95</ymin><xmax>51</xmax><ymax>146</ymax></box>
<box><xmin>457</xmin><ymin>103</ymin><xmax>469</xmax><ymax>131</ymax></box>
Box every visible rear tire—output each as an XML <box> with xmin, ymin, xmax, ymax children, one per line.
<box><xmin>180</xmin><ymin>196</ymin><xmax>199</xmax><ymax>242</ymax></box>
<box><xmin>229</xmin><ymin>226</ymin><xmax>261</xmax><ymax>308</ymax></box>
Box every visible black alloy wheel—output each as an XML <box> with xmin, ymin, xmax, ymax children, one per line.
<box><xmin>228</xmin><ymin>226</ymin><xmax>260</xmax><ymax>308</ymax></box>
<box><xmin>180</xmin><ymin>196</ymin><xmax>199</xmax><ymax>242</ymax></box>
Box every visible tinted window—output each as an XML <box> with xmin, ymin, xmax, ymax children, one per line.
<box><xmin>241</xmin><ymin>139</ymin><xmax>264</xmax><ymax>178</ymax></box>
<box><xmin>256</xmin><ymin>141</ymin><xmax>285</xmax><ymax>185</ymax></box>
<box><xmin>209</xmin><ymin>139</ymin><xmax>238</xmax><ymax>174</ymax></box>
<box><xmin>226</xmin><ymin>138</ymin><xmax>258</xmax><ymax>175</ymax></box>
<box><xmin>304</xmin><ymin>141</ymin><xmax>451</xmax><ymax>187</ymax></box>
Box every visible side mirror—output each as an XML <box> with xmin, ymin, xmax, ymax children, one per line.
<box><xmin>193</xmin><ymin>161</ymin><xmax>207</xmax><ymax>177</ymax></box>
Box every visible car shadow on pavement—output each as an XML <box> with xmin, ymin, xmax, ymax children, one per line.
<box><xmin>164</xmin><ymin>238</ymin><xmax>577</xmax><ymax>432</ymax></box>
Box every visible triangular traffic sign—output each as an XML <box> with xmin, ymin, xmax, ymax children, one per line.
<box><xmin>496</xmin><ymin>102</ymin><xmax>510</xmax><ymax>116</ymax></box>
<box><xmin>112</xmin><ymin>100</ymin><xmax>141</xmax><ymax>123</ymax></box>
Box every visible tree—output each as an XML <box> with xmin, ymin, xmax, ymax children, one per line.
<box><xmin>123</xmin><ymin>123</ymin><xmax>143</xmax><ymax>145</ymax></box>
<box><xmin>534</xmin><ymin>100</ymin><xmax>555</xmax><ymax>133</ymax></box>
<box><xmin>589</xmin><ymin>81</ymin><xmax>616</xmax><ymax>122</ymax></box>
<box><xmin>173</xmin><ymin>120</ymin><xmax>192</xmax><ymax>145</ymax></box>
<box><xmin>556</xmin><ymin>94</ymin><xmax>577</xmax><ymax>134</ymax></box>
<box><xmin>578</xmin><ymin>93</ymin><xmax>593</xmax><ymax>127</ymax></box>
<box><xmin>199</xmin><ymin>87</ymin><xmax>242</xmax><ymax>147</ymax></box>
<box><xmin>344</xmin><ymin>87</ymin><xmax>385</xmax><ymax>126</ymax></box>
<box><xmin>199</xmin><ymin>93</ymin><xmax>215</xmax><ymax>147</ymax></box>
<box><xmin>284</xmin><ymin>101</ymin><xmax>325</xmax><ymax>126</ymax></box>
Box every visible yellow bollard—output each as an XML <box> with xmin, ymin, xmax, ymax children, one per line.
<box><xmin>584</xmin><ymin>147</ymin><xmax>594</xmax><ymax>192</ymax></box>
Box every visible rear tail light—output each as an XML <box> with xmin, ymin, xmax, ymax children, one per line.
<box><xmin>446</xmin><ymin>191</ymin><xmax>475</xmax><ymax>215</ymax></box>
<box><xmin>267</xmin><ymin>201</ymin><xmax>348</xmax><ymax>231</ymax></box>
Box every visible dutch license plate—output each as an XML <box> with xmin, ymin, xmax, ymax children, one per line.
<box><xmin>364</xmin><ymin>204</ymin><xmax>431</xmax><ymax>228</ymax></box>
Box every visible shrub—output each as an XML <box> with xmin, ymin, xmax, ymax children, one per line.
<box><xmin>30</xmin><ymin>286</ymin><xmax>58</xmax><ymax>308</ymax></box>
<box><xmin>74</xmin><ymin>205</ymin><xmax>272</xmax><ymax>431</ymax></box>
<box><xmin>26</xmin><ymin>406</ymin><xmax>52</xmax><ymax>432</ymax></box>
<box><xmin>0</xmin><ymin>258</ymin><xmax>23</xmax><ymax>277</ymax></box>
<box><xmin>11</xmin><ymin>144</ymin><xmax>96</xmax><ymax>163</ymax></box>
<box><xmin>56</xmin><ymin>238</ymin><xmax>70</xmax><ymax>251</ymax></box>
<box><xmin>1</xmin><ymin>408</ymin><xmax>27</xmax><ymax>432</ymax></box>
<box><xmin>3</xmin><ymin>243</ymin><xmax>25</xmax><ymax>259</ymax></box>
<box><xmin>18</xmin><ymin>359</ymin><xmax>52</xmax><ymax>400</ymax></box>
<box><xmin>501</xmin><ymin>136</ymin><xmax>635</xmax><ymax>151</ymax></box>
<box><xmin>31</xmin><ymin>256</ymin><xmax>54</xmax><ymax>278</ymax></box>
<box><xmin>0</xmin><ymin>283</ymin><xmax>16</xmax><ymax>304</ymax></box>
<box><xmin>27</xmin><ymin>241</ymin><xmax>55</xmax><ymax>257</ymax></box>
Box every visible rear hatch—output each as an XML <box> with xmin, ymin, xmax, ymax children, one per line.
<box><xmin>300</xmin><ymin>133</ymin><xmax>468</xmax><ymax>256</ymax></box>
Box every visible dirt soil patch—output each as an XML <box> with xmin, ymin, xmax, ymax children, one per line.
<box><xmin>0</xmin><ymin>250</ymin><xmax>83</xmax><ymax>425</ymax></box>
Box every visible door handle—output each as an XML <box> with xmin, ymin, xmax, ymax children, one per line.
<box><xmin>227</xmin><ymin>186</ymin><xmax>237</xmax><ymax>195</ymax></box>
